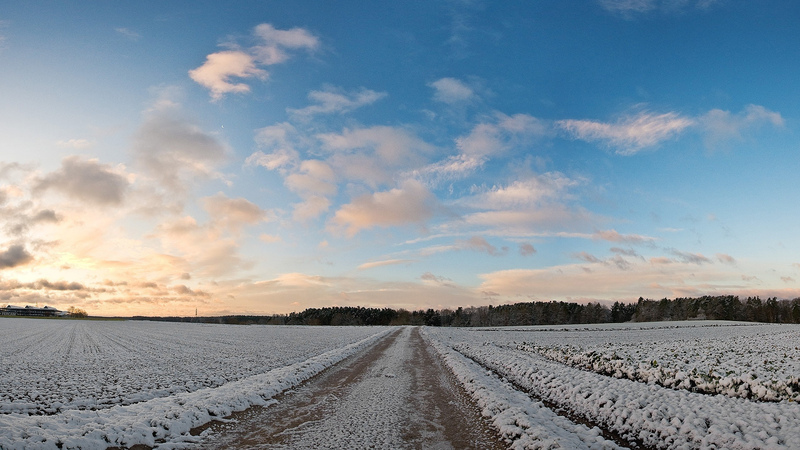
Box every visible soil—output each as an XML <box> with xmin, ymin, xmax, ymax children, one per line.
<box><xmin>193</xmin><ymin>327</ymin><xmax>506</xmax><ymax>449</ymax></box>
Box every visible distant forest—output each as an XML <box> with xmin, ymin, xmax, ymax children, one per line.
<box><xmin>132</xmin><ymin>295</ymin><xmax>800</xmax><ymax>327</ymax></box>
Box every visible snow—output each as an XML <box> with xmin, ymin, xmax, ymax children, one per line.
<box><xmin>425</xmin><ymin>321</ymin><xmax>800</xmax><ymax>449</ymax></box>
<box><xmin>421</xmin><ymin>328</ymin><xmax>623</xmax><ymax>449</ymax></box>
<box><xmin>0</xmin><ymin>318</ymin><xmax>392</xmax><ymax>449</ymax></box>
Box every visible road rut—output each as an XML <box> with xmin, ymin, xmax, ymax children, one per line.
<box><xmin>195</xmin><ymin>327</ymin><xmax>505</xmax><ymax>449</ymax></box>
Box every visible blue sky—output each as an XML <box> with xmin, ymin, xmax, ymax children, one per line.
<box><xmin>1</xmin><ymin>0</ymin><xmax>798</xmax><ymax>316</ymax></box>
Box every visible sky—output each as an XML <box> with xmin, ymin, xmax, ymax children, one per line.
<box><xmin>1</xmin><ymin>0</ymin><xmax>799</xmax><ymax>316</ymax></box>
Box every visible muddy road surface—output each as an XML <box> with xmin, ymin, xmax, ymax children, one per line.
<box><xmin>195</xmin><ymin>327</ymin><xmax>505</xmax><ymax>449</ymax></box>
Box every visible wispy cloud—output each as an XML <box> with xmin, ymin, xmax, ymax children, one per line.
<box><xmin>288</xmin><ymin>86</ymin><xmax>387</xmax><ymax>119</ymax></box>
<box><xmin>114</xmin><ymin>27</ymin><xmax>141</xmax><ymax>41</ymax></box>
<box><xmin>456</xmin><ymin>113</ymin><xmax>548</xmax><ymax>157</ymax></box>
<box><xmin>429</xmin><ymin>77</ymin><xmax>475</xmax><ymax>104</ymax></box>
<box><xmin>465</xmin><ymin>173</ymin><xmax>580</xmax><ymax>209</ymax></box>
<box><xmin>56</xmin><ymin>138</ymin><xmax>93</xmax><ymax>149</ymax></box>
<box><xmin>716</xmin><ymin>253</ymin><xmax>736</xmax><ymax>265</ymax></box>
<box><xmin>408</xmin><ymin>154</ymin><xmax>485</xmax><ymax>186</ymax></box>
<box><xmin>358</xmin><ymin>259</ymin><xmax>414</xmax><ymax>270</ymax></box>
<box><xmin>670</xmin><ymin>249</ymin><xmax>713</xmax><ymax>265</ymax></box>
<box><xmin>478</xmin><ymin>255</ymin><xmax>745</xmax><ymax>304</ymax></box>
<box><xmin>598</xmin><ymin>0</ymin><xmax>722</xmax><ymax>18</ymax></box>
<box><xmin>557</xmin><ymin>110</ymin><xmax>694</xmax><ymax>155</ymax></box>
<box><xmin>593</xmin><ymin>229</ymin><xmax>656</xmax><ymax>245</ymax></box>
<box><xmin>0</xmin><ymin>20</ymin><xmax>8</xmax><ymax>51</ymax></box>
<box><xmin>456</xmin><ymin>236</ymin><xmax>506</xmax><ymax>256</ymax></box>
<box><xmin>699</xmin><ymin>104</ymin><xmax>784</xmax><ymax>149</ymax></box>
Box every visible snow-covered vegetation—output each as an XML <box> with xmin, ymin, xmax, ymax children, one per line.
<box><xmin>0</xmin><ymin>318</ymin><xmax>391</xmax><ymax>449</ymax></box>
<box><xmin>426</xmin><ymin>321</ymin><xmax>800</xmax><ymax>449</ymax></box>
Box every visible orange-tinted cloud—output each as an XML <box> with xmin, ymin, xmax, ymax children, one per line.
<box><xmin>329</xmin><ymin>179</ymin><xmax>436</xmax><ymax>237</ymax></box>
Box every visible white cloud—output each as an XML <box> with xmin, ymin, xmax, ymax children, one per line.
<box><xmin>557</xmin><ymin>111</ymin><xmax>694</xmax><ymax>155</ymax></box>
<box><xmin>292</xmin><ymin>195</ymin><xmax>331</xmax><ymax>222</ymax></box>
<box><xmin>246</xmin><ymin>122</ymin><xmax>303</xmax><ymax>173</ymax></box>
<box><xmin>190</xmin><ymin>24</ymin><xmax>319</xmax><ymax>100</ymax></box>
<box><xmin>188</xmin><ymin>50</ymin><xmax>267</xmax><ymax>101</ymax></box>
<box><xmin>285</xmin><ymin>160</ymin><xmax>337</xmax><ymax>197</ymax></box>
<box><xmin>429</xmin><ymin>77</ymin><xmax>475</xmax><ymax>103</ymax></box>
<box><xmin>288</xmin><ymin>86</ymin><xmax>387</xmax><ymax>119</ymax></box>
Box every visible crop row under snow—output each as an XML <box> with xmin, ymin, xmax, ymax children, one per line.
<box><xmin>440</xmin><ymin>321</ymin><xmax>800</xmax><ymax>402</ymax></box>
<box><xmin>426</xmin><ymin>322</ymin><xmax>800</xmax><ymax>449</ymax></box>
<box><xmin>0</xmin><ymin>318</ymin><xmax>387</xmax><ymax>416</ymax></box>
<box><xmin>421</xmin><ymin>329</ymin><xmax>622</xmax><ymax>450</ymax></box>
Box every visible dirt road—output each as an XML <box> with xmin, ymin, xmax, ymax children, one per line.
<box><xmin>195</xmin><ymin>327</ymin><xmax>505</xmax><ymax>449</ymax></box>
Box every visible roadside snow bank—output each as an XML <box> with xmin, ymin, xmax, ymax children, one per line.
<box><xmin>423</xmin><ymin>329</ymin><xmax>623</xmax><ymax>450</ymax></box>
<box><xmin>0</xmin><ymin>328</ymin><xmax>393</xmax><ymax>450</ymax></box>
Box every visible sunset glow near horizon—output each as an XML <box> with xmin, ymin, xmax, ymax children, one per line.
<box><xmin>1</xmin><ymin>1</ymin><xmax>799</xmax><ymax>316</ymax></box>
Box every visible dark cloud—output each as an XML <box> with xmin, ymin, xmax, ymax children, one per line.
<box><xmin>457</xmin><ymin>236</ymin><xmax>506</xmax><ymax>256</ymax></box>
<box><xmin>31</xmin><ymin>279</ymin><xmax>86</xmax><ymax>291</ymax></box>
<box><xmin>32</xmin><ymin>209</ymin><xmax>60</xmax><ymax>223</ymax></box>
<box><xmin>34</xmin><ymin>156</ymin><xmax>129</xmax><ymax>205</ymax></box>
<box><xmin>0</xmin><ymin>244</ymin><xmax>33</xmax><ymax>269</ymax></box>
<box><xmin>519</xmin><ymin>242</ymin><xmax>537</xmax><ymax>256</ymax></box>
<box><xmin>573</xmin><ymin>251</ymin><xmax>602</xmax><ymax>263</ymax></box>
<box><xmin>610</xmin><ymin>247</ymin><xmax>639</xmax><ymax>257</ymax></box>
<box><xmin>671</xmin><ymin>249</ymin><xmax>712</xmax><ymax>265</ymax></box>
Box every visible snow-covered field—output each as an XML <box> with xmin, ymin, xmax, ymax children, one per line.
<box><xmin>425</xmin><ymin>321</ymin><xmax>800</xmax><ymax>449</ymax></box>
<box><xmin>4</xmin><ymin>319</ymin><xmax>800</xmax><ymax>449</ymax></box>
<box><xmin>0</xmin><ymin>318</ymin><xmax>391</xmax><ymax>449</ymax></box>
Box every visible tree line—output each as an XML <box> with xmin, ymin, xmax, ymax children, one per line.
<box><xmin>131</xmin><ymin>295</ymin><xmax>800</xmax><ymax>326</ymax></box>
